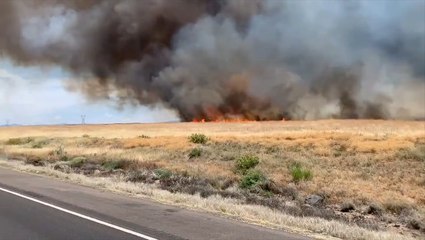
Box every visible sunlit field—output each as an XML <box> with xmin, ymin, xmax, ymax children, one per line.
<box><xmin>1</xmin><ymin>119</ymin><xmax>424</xmax><ymax>239</ymax></box>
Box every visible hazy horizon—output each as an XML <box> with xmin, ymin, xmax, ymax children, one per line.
<box><xmin>0</xmin><ymin>60</ymin><xmax>179</xmax><ymax>125</ymax></box>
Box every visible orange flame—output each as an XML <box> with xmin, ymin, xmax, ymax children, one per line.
<box><xmin>192</xmin><ymin>115</ymin><xmax>257</xmax><ymax>123</ymax></box>
<box><xmin>191</xmin><ymin>105</ymin><xmax>287</xmax><ymax>123</ymax></box>
<box><xmin>192</xmin><ymin>118</ymin><xmax>206</xmax><ymax>123</ymax></box>
<box><xmin>191</xmin><ymin>114</ymin><xmax>286</xmax><ymax>123</ymax></box>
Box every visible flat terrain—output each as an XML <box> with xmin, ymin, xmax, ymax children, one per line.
<box><xmin>0</xmin><ymin>120</ymin><xmax>424</xmax><ymax>239</ymax></box>
<box><xmin>0</xmin><ymin>168</ymin><xmax>306</xmax><ymax>240</ymax></box>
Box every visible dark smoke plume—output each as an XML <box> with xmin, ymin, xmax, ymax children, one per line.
<box><xmin>0</xmin><ymin>0</ymin><xmax>424</xmax><ymax>121</ymax></box>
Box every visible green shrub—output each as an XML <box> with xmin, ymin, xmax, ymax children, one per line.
<box><xmin>154</xmin><ymin>169</ymin><xmax>172</xmax><ymax>180</ymax></box>
<box><xmin>188</xmin><ymin>148</ymin><xmax>202</xmax><ymax>158</ymax></box>
<box><xmin>188</xmin><ymin>133</ymin><xmax>208</xmax><ymax>144</ymax></box>
<box><xmin>235</xmin><ymin>155</ymin><xmax>259</xmax><ymax>174</ymax></box>
<box><xmin>290</xmin><ymin>163</ymin><xmax>313</xmax><ymax>183</ymax></box>
<box><xmin>5</xmin><ymin>137</ymin><xmax>33</xmax><ymax>145</ymax></box>
<box><xmin>102</xmin><ymin>159</ymin><xmax>128</xmax><ymax>171</ymax></box>
<box><xmin>82</xmin><ymin>134</ymin><xmax>90</xmax><ymax>138</ymax></box>
<box><xmin>68</xmin><ymin>157</ymin><xmax>86</xmax><ymax>168</ymax></box>
<box><xmin>240</xmin><ymin>169</ymin><xmax>267</xmax><ymax>189</ymax></box>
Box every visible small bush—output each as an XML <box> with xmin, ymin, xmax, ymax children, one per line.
<box><xmin>397</xmin><ymin>145</ymin><xmax>425</xmax><ymax>162</ymax></box>
<box><xmin>25</xmin><ymin>156</ymin><xmax>45</xmax><ymax>166</ymax></box>
<box><xmin>5</xmin><ymin>137</ymin><xmax>33</xmax><ymax>145</ymax></box>
<box><xmin>31</xmin><ymin>139</ymin><xmax>49</xmax><ymax>149</ymax></box>
<box><xmin>102</xmin><ymin>159</ymin><xmax>129</xmax><ymax>171</ymax></box>
<box><xmin>331</xmin><ymin>142</ymin><xmax>348</xmax><ymax>157</ymax></box>
<box><xmin>126</xmin><ymin>171</ymin><xmax>151</xmax><ymax>183</ymax></box>
<box><xmin>340</xmin><ymin>201</ymin><xmax>355</xmax><ymax>212</ymax></box>
<box><xmin>290</xmin><ymin>163</ymin><xmax>313</xmax><ymax>183</ymax></box>
<box><xmin>235</xmin><ymin>155</ymin><xmax>260</xmax><ymax>174</ymax></box>
<box><xmin>265</xmin><ymin>146</ymin><xmax>279</xmax><ymax>154</ymax></box>
<box><xmin>279</xmin><ymin>185</ymin><xmax>299</xmax><ymax>200</ymax></box>
<box><xmin>188</xmin><ymin>133</ymin><xmax>208</xmax><ymax>144</ymax></box>
<box><xmin>188</xmin><ymin>148</ymin><xmax>202</xmax><ymax>158</ymax></box>
<box><xmin>49</xmin><ymin>145</ymin><xmax>68</xmax><ymax>161</ymax></box>
<box><xmin>154</xmin><ymin>169</ymin><xmax>172</xmax><ymax>180</ymax></box>
<box><xmin>138</xmin><ymin>161</ymin><xmax>159</xmax><ymax>170</ymax></box>
<box><xmin>366</xmin><ymin>203</ymin><xmax>383</xmax><ymax>215</ymax></box>
<box><xmin>240</xmin><ymin>169</ymin><xmax>267</xmax><ymax>189</ymax></box>
<box><xmin>82</xmin><ymin>134</ymin><xmax>90</xmax><ymax>138</ymax></box>
<box><xmin>384</xmin><ymin>201</ymin><xmax>411</xmax><ymax>215</ymax></box>
<box><xmin>31</xmin><ymin>142</ymin><xmax>44</xmax><ymax>149</ymax></box>
<box><xmin>138</xmin><ymin>135</ymin><xmax>151</xmax><ymax>139</ymax></box>
<box><xmin>68</xmin><ymin>157</ymin><xmax>86</xmax><ymax>168</ymax></box>
<box><xmin>407</xmin><ymin>218</ymin><xmax>425</xmax><ymax>231</ymax></box>
<box><xmin>245</xmin><ymin>195</ymin><xmax>282</xmax><ymax>210</ymax></box>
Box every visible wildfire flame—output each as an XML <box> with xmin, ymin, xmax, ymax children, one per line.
<box><xmin>192</xmin><ymin>118</ymin><xmax>256</xmax><ymax>123</ymax></box>
<box><xmin>192</xmin><ymin>114</ymin><xmax>286</xmax><ymax>123</ymax></box>
<box><xmin>191</xmin><ymin>104</ymin><xmax>260</xmax><ymax>123</ymax></box>
<box><xmin>192</xmin><ymin>113</ymin><xmax>260</xmax><ymax>123</ymax></box>
<box><xmin>191</xmin><ymin>105</ymin><xmax>286</xmax><ymax>123</ymax></box>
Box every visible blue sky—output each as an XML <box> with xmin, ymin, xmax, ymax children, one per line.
<box><xmin>0</xmin><ymin>60</ymin><xmax>178</xmax><ymax>125</ymax></box>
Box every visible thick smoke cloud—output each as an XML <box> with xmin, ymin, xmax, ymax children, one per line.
<box><xmin>0</xmin><ymin>0</ymin><xmax>424</xmax><ymax>121</ymax></box>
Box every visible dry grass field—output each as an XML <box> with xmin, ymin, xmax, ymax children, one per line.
<box><xmin>1</xmin><ymin>120</ymin><xmax>424</xmax><ymax>239</ymax></box>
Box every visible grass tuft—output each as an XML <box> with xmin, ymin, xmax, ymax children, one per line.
<box><xmin>154</xmin><ymin>169</ymin><xmax>172</xmax><ymax>180</ymax></box>
<box><xmin>340</xmin><ymin>201</ymin><xmax>356</xmax><ymax>212</ymax></box>
<box><xmin>188</xmin><ymin>148</ymin><xmax>202</xmax><ymax>158</ymax></box>
<box><xmin>397</xmin><ymin>144</ymin><xmax>425</xmax><ymax>162</ymax></box>
<box><xmin>48</xmin><ymin>145</ymin><xmax>68</xmax><ymax>161</ymax></box>
<box><xmin>383</xmin><ymin>201</ymin><xmax>411</xmax><ymax>215</ymax></box>
<box><xmin>102</xmin><ymin>159</ymin><xmax>129</xmax><ymax>171</ymax></box>
<box><xmin>5</xmin><ymin>137</ymin><xmax>34</xmax><ymax>145</ymax></box>
<box><xmin>290</xmin><ymin>163</ymin><xmax>313</xmax><ymax>183</ymax></box>
<box><xmin>25</xmin><ymin>156</ymin><xmax>45</xmax><ymax>166</ymax></box>
<box><xmin>235</xmin><ymin>155</ymin><xmax>259</xmax><ymax>174</ymax></box>
<box><xmin>240</xmin><ymin>169</ymin><xmax>267</xmax><ymax>189</ymax></box>
<box><xmin>68</xmin><ymin>157</ymin><xmax>86</xmax><ymax>168</ymax></box>
<box><xmin>31</xmin><ymin>139</ymin><xmax>49</xmax><ymax>149</ymax></box>
<box><xmin>188</xmin><ymin>133</ymin><xmax>208</xmax><ymax>144</ymax></box>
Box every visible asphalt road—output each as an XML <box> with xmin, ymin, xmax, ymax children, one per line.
<box><xmin>0</xmin><ymin>167</ymin><xmax>311</xmax><ymax>240</ymax></box>
<box><xmin>0</xmin><ymin>190</ymin><xmax>143</xmax><ymax>240</ymax></box>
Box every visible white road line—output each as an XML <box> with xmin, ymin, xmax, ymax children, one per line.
<box><xmin>0</xmin><ymin>186</ymin><xmax>158</xmax><ymax>240</ymax></box>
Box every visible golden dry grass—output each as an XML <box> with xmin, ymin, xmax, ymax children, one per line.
<box><xmin>0</xmin><ymin>120</ymin><xmax>424</xmax><ymax>238</ymax></box>
<box><xmin>0</xmin><ymin>119</ymin><xmax>423</xmax><ymax>138</ymax></box>
<box><xmin>0</xmin><ymin>120</ymin><xmax>425</xmax><ymax>236</ymax></box>
<box><xmin>1</xmin><ymin>120</ymin><xmax>424</xmax><ymax>205</ymax></box>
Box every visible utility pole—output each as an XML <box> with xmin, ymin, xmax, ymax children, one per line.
<box><xmin>81</xmin><ymin>115</ymin><xmax>86</xmax><ymax>125</ymax></box>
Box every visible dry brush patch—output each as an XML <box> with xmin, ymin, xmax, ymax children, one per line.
<box><xmin>0</xmin><ymin>120</ymin><xmax>424</xmax><ymax>239</ymax></box>
<box><xmin>0</xmin><ymin>159</ymin><xmax>417</xmax><ymax>240</ymax></box>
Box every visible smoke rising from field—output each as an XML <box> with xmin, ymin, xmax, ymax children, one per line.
<box><xmin>0</xmin><ymin>0</ymin><xmax>424</xmax><ymax>121</ymax></box>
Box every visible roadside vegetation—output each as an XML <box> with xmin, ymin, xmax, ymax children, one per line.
<box><xmin>188</xmin><ymin>148</ymin><xmax>202</xmax><ymax>159</ymax></box>
<box><xmin>290</xmin><ymin>162</ymin><xmax>313</xmax><ymax>183</ymax></box>
<box><xmin>0</xmin><ymin>120</ymin><xmax>424</xmax><ymax>239</ymax></box>
<box><xmin>189</xmin><ymin>133</ymin><xmax>209</xmax><ymax>144</ymax></box>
